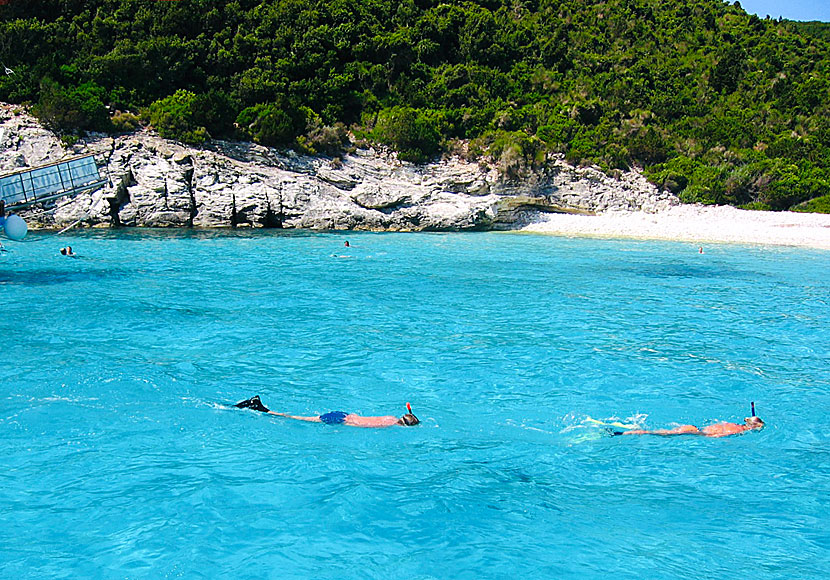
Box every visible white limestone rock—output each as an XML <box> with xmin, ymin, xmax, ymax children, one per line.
<box><xmin>1</xmin><ymin>103</ymin><xmax>679</xmax><ymax>231</ymax></box>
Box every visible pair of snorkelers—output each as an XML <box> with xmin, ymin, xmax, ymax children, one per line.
<box><xmin>609</xmin><ymin>402</ymin><xmax>764</xmax><ymax>438</ymax></box>
<box><xmin>235</xmin><ymin>395</ymin><xmax>419</xmax><ymax>428</ymax></box>
<box><xmin>235</xmin><ymin>395</ymin><xmax>764</xmax><ymax>438</ymax></box>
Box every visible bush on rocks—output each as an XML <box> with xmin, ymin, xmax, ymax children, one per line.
<box><xmin>143</xmin><ymin>90</ymin><xmax>209</xmax><ymax>145</ymax></box>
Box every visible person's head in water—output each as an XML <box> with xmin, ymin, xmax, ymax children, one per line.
<box><xmin>744</xmin><ymin>416</ymin><xmax>764</xmax><ymax>430</ymax></box>
<box><xmin>397</xmin><ymin>402</ymin><xmax>419</xmax><ymax>426</ymax></box>
<box><xmin>60</xmin><ymin>247</ymin><xmax>67</xmax><ymax>255</ymax></box>
<box><xmin>344</xmin><ymin>240</ymin><xmax>350</xmax><ymax>247</ymax></box>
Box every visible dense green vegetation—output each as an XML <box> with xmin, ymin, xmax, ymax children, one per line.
<box><xmin>1</xmin><ymin>0</ymin><xmax>828</xmax><ymax>210</ymax></box>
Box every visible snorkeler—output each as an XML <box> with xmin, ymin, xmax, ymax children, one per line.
<box><xmin>612</xmin><ymin>403</ymin><xmax>764</xmax><ymax>438</ymax></box>
<box><xmin>234</xmin><ymin>396</ymin><xmax>420</xmax><ymax>427</ymax></box>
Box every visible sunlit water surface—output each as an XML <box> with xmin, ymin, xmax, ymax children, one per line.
<box><xmin>1</xmin><ymin>230</ymin><xmax>828</xmax><ymax>579</ymax></box>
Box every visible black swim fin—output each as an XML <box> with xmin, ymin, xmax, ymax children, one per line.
<box><xmin>235</xmin><ymin>395</ymin><xmax>270</xmax><ymax>413</ymax></box>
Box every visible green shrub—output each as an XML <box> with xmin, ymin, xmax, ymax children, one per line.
<box><xmin>110</xmin><ymin>111</ymin><xmax>141</xmax><ymax>133</ymax></box>
<box><xmin>60</xmin><ymin>134</ymin><xmax>79</xmax><ymax>147</ymax></box>
<box><xmin>680</xmin><ymin>165</ymin><xmax>730</xmax><ymax>205</ymax></box>
<box><xmin>793</xmin><ymin>194</ymin><xmax>830</xmax><ymax>214</ymax></box>
<box><xmin>565</xmin><ymin>131</ymin><xmax>598</xmax><ymax>166</ymax></box>
<box><xmin>536</xmin><ymin>113</ymin><xmax>577</xmax><ymax>152</ymax></box>
<box><xmin>297</xmin><ymin>115</ymin><xmax>350</xmax><ymax>156</ymax></box>
<box><xmin>646</xmin><ymin>155</ymin><xmax>699</xmax><ymax>193</ymax></box>
<box><xmin>143</xmin><ymin>90</ymin><xmax>209</xmax><ymax>145</ymax></box>
<box><xmin>710</xmin><ymin>45</ymin><xmax>746</xmax><ymax>94</ymax></box>
<box><xmin>627</xmin><ymin>127</ymin><xmax>669</xmax><ymax>165</ymax></box>
<box><xmin>34</xmin><ymin>80</ymin><xmax>111</xmax><ymax>134</ymax></box>
<box><xmin>760</xmin><ymin>168</ymin><xmax>827</xmax><ymax>210</ymax></box>
<box><xmin>235</xmin><ymin>102</ymin><xmax>306</xmax><ymax>147</ymax></box>
<box><xmin>372</xmin><ymin>107</ymin><xmax>442</xmax><ymax>163</ymax></box>
<box><xmin>192</xmin><ymin>91</ymin><xmax>238</xmax><ymax>139</ymax></box>
<box><xmin>470</xmin><ymin>130</ymin><xmax>544</xmax><ymax>178</ymax></box>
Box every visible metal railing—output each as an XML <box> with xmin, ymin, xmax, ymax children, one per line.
<box><xmin>0</xmin><ymin>154</ymin><xmax>107</xmax><ymax>210</ymax></box>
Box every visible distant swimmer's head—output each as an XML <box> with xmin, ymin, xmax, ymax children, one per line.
<box><xmin>344</xmin><ymin>241</ymin><xmax>350</xmax><ymax>247</ymax></box>
<box><xmin>60</xmin><ymin>247</ymin><xmax>67</xmax><ymax>255</ymax></box>
<box><xmin>399</xmin><ymin>413</ymin><xmax>419</xmax><ymax>426</ymax></box>
<box><xmin>744</xmin><ymin>416</ymin><xmax>764</xmax><ymax>430</ymax></box>
<box><xmin>398</xmin><ymin>402</ymin><xmax>419</xmax><ymax>426</ymax></box>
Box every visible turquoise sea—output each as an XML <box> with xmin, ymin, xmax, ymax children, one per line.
<box><xmin>1</xmin><ymin>230</ymin><xmax>828</xmax><ymax>579</ymax></box>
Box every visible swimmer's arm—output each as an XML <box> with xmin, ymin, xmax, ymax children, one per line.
<box><xmin>268</xmin><ymin>412</ymin><xmax>322</xmax><ymax>422</ymax></box>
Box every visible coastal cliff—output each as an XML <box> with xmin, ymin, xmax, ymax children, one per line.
<box><xmin>1</xmin><ymin>105</ymin><xmax>678</xmax><ymax>231</ymax></box>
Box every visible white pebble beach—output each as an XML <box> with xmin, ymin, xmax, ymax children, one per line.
<box><xmin>519</xmin><ymin>205</ymin><xmax>830</xmax><ymax>251</ymax></box>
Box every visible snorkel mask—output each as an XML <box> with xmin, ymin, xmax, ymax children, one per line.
<box><xmin>400</xmin><ymin>402</ymin><xmax>419</xmax><ymax>426</ymax></box>
<box><xmin>746</xmin><ymin>401</ymin><xmax>764</xmax><ymax>428</ymax></box>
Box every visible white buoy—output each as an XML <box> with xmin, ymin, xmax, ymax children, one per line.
<box><xmin>4</xmin><ymin>214</ymin><xmax>27</xmax><ymax>240</ymax></box>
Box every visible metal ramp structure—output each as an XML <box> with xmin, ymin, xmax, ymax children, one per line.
<box><xmin>0</xmin><ymin>154</ymin><xmax>107</xmax><ymax>211</ymax></box>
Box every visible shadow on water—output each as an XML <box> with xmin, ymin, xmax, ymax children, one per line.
<box><xmin>608</xmin><ymin>259</ymin><xmax>772</xmax><ymax>281</ymax></box>
<box><xmin>55</xmin><ymin>227</ymin><xmax>326</xmax><ymax>242</ymax></box>
<box><xmin>0</xmin><ymin>267</ymin><xmax>126</xmax><ymax>286</ymax></box>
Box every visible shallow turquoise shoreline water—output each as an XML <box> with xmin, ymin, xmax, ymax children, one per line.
<box><xmin>1</xmin><ymin>230</ymin><xmax>828</xmax><ymax>578</ymax></box>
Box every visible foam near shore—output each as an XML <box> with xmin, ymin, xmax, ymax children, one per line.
<box><xmin>518</xmin><ymin>205</ymin><xmax>830</xmax><ymax>250</ymax></box>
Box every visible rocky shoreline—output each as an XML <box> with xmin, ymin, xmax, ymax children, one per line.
<box><xmin>1</xmin><ymin>104</ymin><xmax>678</xmax><ymax>231</ymax></box>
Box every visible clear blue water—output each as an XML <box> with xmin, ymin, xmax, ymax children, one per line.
<box><xmin>1</xmin><ymin>230</ymin><xmax>828</xmax><ymax>579</ymax></box>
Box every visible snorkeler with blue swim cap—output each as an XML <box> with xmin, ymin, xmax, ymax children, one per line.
<box><xmin>235</xmin><ymin>396</ymin><xmax>420</xmax><ymax>427</ymax></box>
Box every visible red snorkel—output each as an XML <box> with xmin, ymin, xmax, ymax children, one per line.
<box><xmin>406</xmin><ymin>402</ymin><xmax>412</xmax><ymax>414</ymax></box>
<box><xmin>400</xmin><ymin>402</ymin><xmax>419</xmax><ymax>426</ymax></box>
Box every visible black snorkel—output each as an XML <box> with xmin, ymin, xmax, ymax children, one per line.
<box><xmin>747</xmin><ymin>401</ymin><xmax>766</xmax><ymax>430</ymax></box>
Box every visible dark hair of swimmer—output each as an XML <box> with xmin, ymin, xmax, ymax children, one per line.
<box><xmin>60</xmin><ymin>247</ymin><xmax>67</xmax><ymax>255</ymax></box>
<box><xmin>398</xmin><ymin>402</ymin><xmax>419</xmax><ymax>426</ymax></box>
